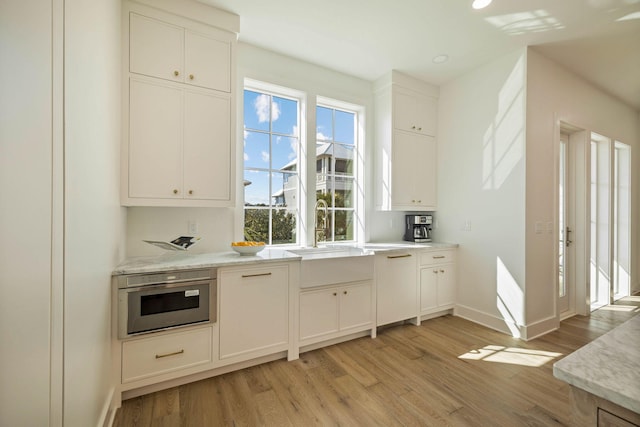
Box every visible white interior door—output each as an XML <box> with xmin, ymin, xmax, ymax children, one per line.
<box><xmin>558</xmin><ymin>134</ymin><xmax>570</xmax><ymax>315</ymax></box>
<box><xmin>558</xmin><ymin>126</ymin><xmax>590</xmax><ymax>318</ymax></box>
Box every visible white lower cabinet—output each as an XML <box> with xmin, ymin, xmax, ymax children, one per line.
<box><xmin>121</xmin><ymin>326</ymin><xmax>213</xmax><ymax>384</ymax></box>
<box><xmin>299</xmin><ymin>281</ymin><xmax>373</xmax><ymax>345</ymax></box>
<box><xmin>375</xmin><ymin>252</ymin><xmax>418</xmax><ymax>326</ymax></box>
<box><xmin>218</xmin><ymin>264</ymin><xmax>290</xmax><ymax>363</ymax></box>
<box><xmin>419</xmin><ymin>250</ymin><xmax>456</xmax><ymax>316</ymax></box>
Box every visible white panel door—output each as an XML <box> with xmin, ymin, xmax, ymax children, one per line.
<box><xmin>420</xmin><ymin>268</ymin><xmax>438</xmax><ymax>312</ymax></box>
<box><xmin>393</xmin><ymin>86</ymin><xmax>437</xmax><ymax>136</ymax></box>
<box><xmin>219</xmin><ymin>265</ymin><xmax>289</xmax><ymax>360</ymax></box>
<box><xmin>376</xmin><ymin>253</ymin><xmax>417</xmax><ymax>326</ymax></box>
<box><xmin>184</xmin><ymin>30</ymin><xmax>230</xmax><ymax>92</ymax></box>
<box><xmin>436</xmin><ymin>265</ymin><xmax>456</xmax><ymax>307</ymax></box>
<box><xmin>391</xmin><ymin>131</ymin><xmax>436</xmax><ymax>209</ymax></box>
<box><xmin>129</xmin><ymin>13</ymin><xmax>183</xmax><ymax>83</ymax></box>
<box><xmin>183</xmin><ymin>89</ymin><xmax>230</xmax><ymax>201</ymax></box>
<box><xmin>299</xmin><ymin>288</ymin><xmax>339</xmax><ymax>340</ymax></box>
<box><xmin>339</xmin><ymin>282</ymin><xmax>372</xmax><ymax>330</ymax></box>
<box><xmin>129</xmin><ymin>78</ymin><xmax>183</xmax><ymax>199</ymax></box>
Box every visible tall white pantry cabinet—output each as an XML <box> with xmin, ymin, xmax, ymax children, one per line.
<box><xmin>374</xmin><ymin>70</ymin><xmax>439</xmax><ymax>211</ymax></box>
<box><xmin>121</xmin><ymin>2</ymin><xmax>237</xmax><ymax>207</ymax></box>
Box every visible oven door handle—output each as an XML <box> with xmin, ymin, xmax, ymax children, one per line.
<box><xmin>119</xmin><ymin>279</ymin><xmax>213</xmax><ymax>293</ymax></box>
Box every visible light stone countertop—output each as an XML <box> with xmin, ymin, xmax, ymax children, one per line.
<box><xmin>553</xmin><ymin>314</ymin><xmax>640</xmax><ymax>414</ymax></box>
<box><xmin>113</xmin><ymin>241</ymin><xmax>459</xmax><ymax>275</ymax></box>
<box><xmin>112</xmin><ymin>248</ymin><xmax>302</xmax><ymax>275</ymax></box>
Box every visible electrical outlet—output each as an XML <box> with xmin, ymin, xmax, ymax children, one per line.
<box><xmin>534</xmin><ymin>221</ymin><xmax>543</xmax><ymax>234</ymax></box>
<box><xmin>188</xmin><ymin>220</ymin><xmax>199</xmax><ymax>235</ymax></box>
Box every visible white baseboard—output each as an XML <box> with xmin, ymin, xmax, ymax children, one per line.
<box><xmin>453</xmin><ymin>304</ymin><xmax>558</xmax><ymax>341</ymax></box>
<box><xmin>454</xmin><ymin>304</ymin><xmax>515</xmax><ymax>336</ymax></box>
<box><xmin>99</xmin><ymin>386</ymin><xmax>116</xmax><ymax>427</ymax></box>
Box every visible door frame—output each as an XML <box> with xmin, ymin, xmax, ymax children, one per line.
<box><xmin>556</xmin><ymin>121</ymin><xmax>590</xmax><ymax>318</ymax></box>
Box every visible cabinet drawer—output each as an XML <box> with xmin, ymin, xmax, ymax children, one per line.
<box><xmin>122</xmin><ymin>326</ymin><xmax>212</xmax><ymax>383</ymax></box>
<box><xmin>419</xmin><ymin>250</ymin><xmax>456</xmax><ymax>266</ymax></box>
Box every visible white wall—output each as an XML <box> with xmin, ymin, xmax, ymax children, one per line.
<box><xmin>64</xmin><ymin>0</ymin><xmax>125</xmax><ymax>425</ymax></box>
<box><xmin>437</xmin><ymin>49</ymin><xmax>528</xmax><ymax>336</ymax></box>
<box><xmin>525</xmin><ymin>48</ymin><xmax>640</xmax><ymax>327</ymax></box>
<box><xmin>1</xmin><ymin>0</ymin><xmax>125</xmax><ymax>424</ymax></box>
<box><xmin>126</xmin><ymin>42</ymin><xmax>405</xmax><ymax>256</ymax></box>
<box><xmin>438</xmin><ymin>46</ymin><xmax>640</xmax><ymax>339</ymax></box>
<box><xmin>0</xmin><ymin>0</ymin><xmax>59</xmax><ymax>424</ymax></box>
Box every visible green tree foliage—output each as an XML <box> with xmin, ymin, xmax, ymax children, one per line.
<box><xmin>244</xmin><ymin>207</ymin><xmax>296</xmax><ymax>244</ymax></box>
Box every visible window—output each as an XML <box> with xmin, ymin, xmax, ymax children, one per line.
<box><xmin>243</xmin><ymin>86</ymin><xmax>300</xmax><ymax>244</ymax></box>
<box><xmin>243</xmin><ymin>81</ymin><xmax>364</xmax><ymax>246</ymax></box>
<box><xmin>315</xmin><ymin>102</ymin><xmax>359</xmax><ymax>242</ymax></box>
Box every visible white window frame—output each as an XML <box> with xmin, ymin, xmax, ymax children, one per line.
<box><xmin>243</xmin><ymin>79</ymin><xmax>305</xmax><ymax>246</ymax></box>
<box><xmin>315</xmin><ymin>96</ymin><xmax>365</xmax><ymax>245</ymax></box>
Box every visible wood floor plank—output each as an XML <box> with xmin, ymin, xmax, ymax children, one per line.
<box><xmin>113</xmin><ymin>299</ymin><xmax>639</xmax><ymax>427</ymax></box>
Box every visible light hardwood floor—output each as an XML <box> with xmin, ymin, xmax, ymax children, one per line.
<box><xmin>113</xmin><ymin>297</ymin><xmax>640</xmax><ymax>427</ymax></box>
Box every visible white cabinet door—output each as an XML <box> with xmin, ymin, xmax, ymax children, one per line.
<box><xmin>299</xmin><ymin>288</ymin><xmax>338</xmax><ymax>340</ymax></box>
<box><xmin>128</xmin><ymin>78</ymin><xmax>183</xmax><ymax>199</ymax></box>
<box><xmin>339</xmin><ymin>282</ymin><xmax>372</xmax><ymax>331</ymax></box>
<box><xmin>219</xmin><ymin>265</ymin><xmax>289</xmax><ymax>360</ymax></box>
<box><xmin>376</xmin><ymin>253</ymin><xmax>417</xmax><ymax>326</ymax></box>
<box><xmin>391</xmin><ymin>131</ymin><xmax>436</xmax><ymax>210</ymax></box>
<box><xmin>184</xmin><ymin>30</ymin><xmax>230</xmax><ymax>92</ymax></box>
<box><xmin>393</xmin><ymin>86</ymin><xmax>437</xmax><ymax>137</ymax></box>
<box><xmin>420</xmin><ymin>268</ymin><xmax>439</xmax><ymax>313</ymax></box>
<box><xmin>420</xmin><ymin>262</ymin><xmax>456</xmax><ymax>315</ymax></box>
<box><xmin>129</xmin><ymin>13</ymin><xmax>183</xmax><ymax>83</ymax></box>
<box><xmin>436</xmin><ymin>265</ymin><xmax>456</xmax><ymax>307</ymax></box>
<box><xmin>183</xmin><ymin>89</ymin><xmax>230</xmax><ymax>201</ymax></box>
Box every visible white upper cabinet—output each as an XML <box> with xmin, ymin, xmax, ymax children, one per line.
<box><xmin>184</xmin><ymin>30</ymin><xmax>230</xmax><ymax>92</ymax></box>
<box><xmin>122</xmin><ymin>2</ymin><xmax>236</xmax><ymax>207</ymax></box>
<box><xmin>375</xmin><ymin>70</ymin><xmax>439</xmax><ymax>211</ymax></box>
<box><xmin>393</xmin><ymin>85</ymin><xmax>437</xmax><ymax>137</ymax></box>
<box><xmin>129</xmin><ymin>13</ymin><xmax>231</xmax><ymax>92</ymax></box>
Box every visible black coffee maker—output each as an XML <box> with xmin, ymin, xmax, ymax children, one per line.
<box><xmin>404</xmin><ymin>215</ymin><xmax>433</xmax><ymax>242</ymax></box>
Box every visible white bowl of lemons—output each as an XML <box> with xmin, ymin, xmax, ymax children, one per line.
<box><xmin>231</xmin><ymin>241</ymin><xmax>266</xmax><ymax>256</ymax></box>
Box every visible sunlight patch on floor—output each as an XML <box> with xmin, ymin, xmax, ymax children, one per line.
<box><xmin>458</xmin><ymin>345</ymin><xmax>562</xmax><ymax>367</ymax></box>
<box><xmin>598</xmin><ymin>305</ymin><xmax>639</xmax><ymax>312</ymax></box>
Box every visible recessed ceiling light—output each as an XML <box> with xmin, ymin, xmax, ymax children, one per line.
<box><xmin>472</xmin><ymin>0</ymin><xmax>492</xmax><ymax>9</ymax></box>
<box><xmin>432</xmin><ymin>54</ymin><xmax>449</xmax><ymax>64</ymax></box>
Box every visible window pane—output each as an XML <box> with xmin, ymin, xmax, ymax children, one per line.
<box><xmin>243</xmin><ymin>208</ymin><xmax>269</xmax><ymax>243</ymax></box>
<box><xmin>278</xmin><ymin>172</ymin><xmax>297</xmax><ymax>208</ymax></box>
<box><xmin>334</xmin><ymin>178</ymin><xmax>354</xmax><ymax>208</ymax></box>
<box><xmin>316</xmin><ymin>182</ymin><xmax>333</xmax><ymax>207</ymax></box>
<box><xmin>244</xmin><ymin>131</ymin><xmax>270</xmax><ymax>169</ymax></box>
<box><xmin>335</xmin><ymin>110</ymin><xmax>355</xmax><ymax>145</ymax></box>
<box><xmin>244</xmin><ymin>90</ymin><xmax>270</xmax><ymax>132</ymax></box>
<box><xmin>272</xmin><ymin>171</ymin><xmax>298</xmax><ymax>208</ymax></box>
<box><xmin>316</xmin><ymin>143</ymin><xmax>333</xmax><ymax>173</ymax></box>
<box><xmin>271</xmin><ymin>209</ymin><xmax>296</xmax><ymax>245</ymax></box>
<box><xmin>334</xmin><ymin>210</ymin><xmax>354</xmax><ymax>241</ymax></box>
<box><xmin>334</xmin><ymin>143</ymin><xmax>354</xmax><ymax>176</ymax></box>
<box><xmin>244</xmin><ymin>170</ymin><xmax>270</xmax><ymax>206</ymax></box>
<box><xmin>272</xmin><ymin>136</ymin><xmax>298</xmax><ymax>170</ymax></box>
<box><xmin>316</xmin><ymin>106</ymin><xmax>332</xmax><ymax>141</ymax></box>
<box><xmin>272</xmin><ymin>96</ymin><xmax>298</xmax><ymax>136</ymax></box>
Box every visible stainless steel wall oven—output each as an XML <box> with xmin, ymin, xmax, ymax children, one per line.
<box><xmin>117</xmin><ymin>268</ymin><xmax>216</xmax><ymax>338</ymax></box>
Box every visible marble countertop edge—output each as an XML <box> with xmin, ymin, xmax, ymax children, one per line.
<box><xmin>113</xmin><ymin>241</ymin><xmax>459</xmax><ymax>275</ymax></box>
<box><xmin>553</xmin><ymin>314</ymin><xmax>640</xmax><ymax>414</ymax></box>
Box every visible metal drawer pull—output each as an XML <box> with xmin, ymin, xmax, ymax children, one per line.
<box><xmin>155</xmin><ymin>349</ymin><xmax>184</xmax><ymax>359</ymax></box>
<box><xmin>432</xmin><ymin>255</ymin><xmax>446</xmax><ymax>259</ymax></box>
<box><xmin>387</xmin><ymin>254</ymin><xmax>412</xmax><ymax>259</ymax></box>
<box><xmin>241</xmin><ymin>272</ymin><xmax>273</xmax><ymax>278</ymax></box>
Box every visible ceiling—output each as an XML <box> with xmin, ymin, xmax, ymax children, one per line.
<box><xmin>199</xmin><ymin>0</ymin><xmax>640</xmax><ymax>111</ymax></box>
